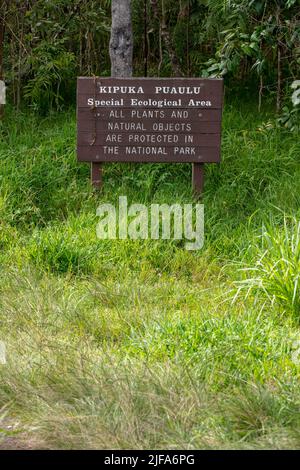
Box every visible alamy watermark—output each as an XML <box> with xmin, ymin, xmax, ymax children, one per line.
<box><xmin>291</xmin><ymin>340</ymin><xmax>300</xmax><ymax>365</ymax></box>
<box><xmin>0</xmin><ymin>341</ymin><xmax>6</xmax><ymax>365</ymax></box>
<box><xmin>96</xmin><ymin>196</ymin><xmax>204</xmax><ymax>251</ymax></box>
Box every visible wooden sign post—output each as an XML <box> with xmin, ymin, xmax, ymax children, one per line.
<box><xmin>77</xmin><ymin>77</ymin><xmax>223</xmax><ymax>195</ymax></box>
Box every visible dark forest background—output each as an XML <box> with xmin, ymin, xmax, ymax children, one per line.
<box><xmin>0</xmin><ymin>0</ymin><xmax>299</xmax><ymax>121</ymax></box>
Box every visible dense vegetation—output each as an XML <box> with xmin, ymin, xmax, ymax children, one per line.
<box><xmin>0</xmin><ymin>0</ymin><xmax>300</xmax><ymax>450</ymax></box>
<box><xmin>1</xmin><ymin>1</ymin><xmax>300</xmax><ymax>115</ymax></box>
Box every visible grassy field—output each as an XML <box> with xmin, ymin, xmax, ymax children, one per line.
<box><xmin>0</xmin><ymin>99</ymin><xmax>300</xmax><ymax>449</ymax></box>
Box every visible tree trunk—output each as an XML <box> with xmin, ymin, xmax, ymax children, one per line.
<box><xmin>276</xmin><ymin>43</ymin><xmax>282</xmax><ymax>113</ymax></box>
<box><xmin>276</xmin><ymin>6</ymin><xmax>282</xmax><ymax>113</ymax></box>
<box><xmin>144</xmin><ymin>0</ymin><xmax>148</xmax><ymax>77</ymax></box>
<box><xmin>109</xmin><ymin>0</ymin><xmax>133</xmax><ymax>77</ymax></box>
<box><xmin>93</xmin><ymin>1</ymin><xmax>133</xmax><ymax>188</ymax></box>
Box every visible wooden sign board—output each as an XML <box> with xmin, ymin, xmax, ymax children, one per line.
<box><xmin>77</xmin><ymin>77</ymin><xmax>223</xmax><ymax>192</ymax></box>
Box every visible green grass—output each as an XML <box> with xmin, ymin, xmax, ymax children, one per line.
<box><xmin>0</xmin><ymin>101</ymin><xmax>299</xmax><ymax>449</ymax></box>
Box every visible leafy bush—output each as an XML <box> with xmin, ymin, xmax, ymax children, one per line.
<box><xmin>278</xmin><ymin>81</ymin><xmax>300</xmax><ymax>132</ymax></box>
<box><xmin>24</xmin><ymin>40</ymin><xmax>76</xmax><ymax>112</ymax></box>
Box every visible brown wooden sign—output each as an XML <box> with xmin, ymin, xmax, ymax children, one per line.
<box><xmin>77</xmin><ymin>77</ymin><xmax>223</xmax><ymax>193</ymax></box>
